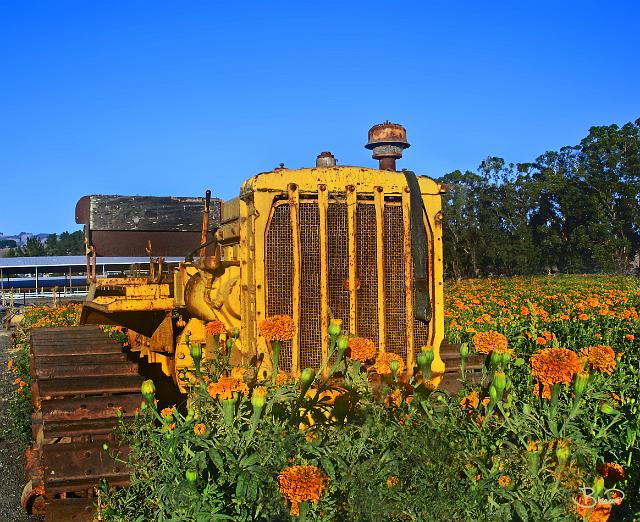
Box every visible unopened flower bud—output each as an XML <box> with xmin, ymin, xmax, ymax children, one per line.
<box><xmin>389</xmin><ymin>359</ymin><xmax>399</xmax><ymax>373</ymax></box>
<box><xmin>493</xmin><ymin>371</ymin><xmax>506</xmax><ymax>397</ymax></box>
<box><xmin>185</xmin><ymin>469</ymin><xmax>198</xmax><ymax>483</ymax></box>
<box><xmin>574</xmin><ymin>371</ymin><xmax>589</xmax><ymax>397</ymax></box>
<box><xmin>592</xmin><ymin>476</ymin><xmax>605</xmax><ymax>498</ymax></box>
<box><xmin>190</xmin><ymin>343</ymin><xmax>202</xmax><ymax>363</ymax></box>
<box><xmin>489</xmin><ymin>384</ymin><xmax>498</xmax><ymax>403</ymax></box>
<box><xmin>233</xmin><ymin>327</ymin><xmax>240</xmax><ymax>340</ymax></box>
<box><xmin>102</xmin><ymin>443</ymin><xmax>109</xmax><ymax>452</ymax></box>
<box><xmin>141</xmin><ymin>379</ymin><xmax>156</xmax><ymax>401</ymax></box>
<box><xmin>600</xmin><ymin>403</ymin><xmax>616</xmax><ymax>415</ymax></box>
<box><xmin>459</xmin><ymin>343</ymin><xmax>469</xmax><ymax>359</ymax></box>
<box><xmin>556</xmin><ymin>439</ymin><xmax>570</xmax><ymax>465</ymax></box>
<box><xmin>301</xmin><ymin>368</ymin><xmax>315</xmax><ymax>387</ymax></box>
<box><xmin>336</xmin><ymin>335</ymin><xmax>348</xmax><ymax>352</ymax></box>
<box><xmin>328</xmin><ymin>319</ymin><xmax>342</xmax><ymax>338</ymax></box>
<box><xmin>251</xmin><ymin>386</ymin><xmax>267</xmax><ymax>410</ymax></box>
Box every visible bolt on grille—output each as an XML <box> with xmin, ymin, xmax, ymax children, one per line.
<box><xmin>265</xmin><ymin>196</ymin><xmax>430</xmax><ymax>370</ymax></box>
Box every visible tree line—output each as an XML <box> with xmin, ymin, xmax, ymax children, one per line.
<box><xmin>437</xmin><ymin>118</ymin><xmax>640</xmax><ymax>279</ymax></box>
<box><xmin>5</xmin><ymin>231</ymin><xmax>85</xmax><ymax>257</ymax></box>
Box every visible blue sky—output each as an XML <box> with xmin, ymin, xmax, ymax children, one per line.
<box><xmin>1</xmin><ymin>1</ymin><xmax>638</xmax><ymax>234</ymax></box>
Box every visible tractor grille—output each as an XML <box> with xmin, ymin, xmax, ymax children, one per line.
<box><xmin>265</xmin><ymin>196</ymin><xmax>431</xmax><ymax>371</ymax></box>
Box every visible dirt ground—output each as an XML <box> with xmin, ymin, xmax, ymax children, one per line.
<box><xmin>0</xmin><ymin>330</ymin><xmax>36</xmax><ymax>521</ymax></box>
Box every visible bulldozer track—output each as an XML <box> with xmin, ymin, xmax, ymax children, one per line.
<box><xmin>25</xmin><ymin>325</ymin><xmax>142</xmax><ymax>522</ymax></box>
<box><xmin>438</xmin><ymin>342</ymin><xmax>485</xmax><ymax>394</ymax></box>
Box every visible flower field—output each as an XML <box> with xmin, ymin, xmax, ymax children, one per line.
<box><xmin>4</xmin><ymin>276</ymin><xmax>640</xmax><ymax>521</ymax></box>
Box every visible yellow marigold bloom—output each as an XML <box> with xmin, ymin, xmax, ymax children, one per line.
<box><xmin>277</xmin><ymin>465</ymin><xmax>329</xmax><ymax>516</ymax></box>
<box><xmin>530</xmin><ymin>347</ymin><xmax>582</xmax><ymax>386</ymax></box>
<box><xmin>205</xmin><ymin>320</ymin><xmax>226</xmax><ymax>335</ymax></box>
<box><xmin>386</xmin><ymin>475</ymin><xmax>400</xmax><ymax>488</ymax></box>
<box><xmin>384</xmin><ymin>388</ymin><xmax>402</xmax><ymax>408</ymax></box>
<box><xmin>258</xmin><ymin>315</ymin><xmax>295</xmax><ymax>343</ymax></box>
<box><xmin>532</xmin><ymin>382</ymin><xmax>552</xmax><ymax>399</ymax></box>
<box><xmin>193</xmin><ymin>423</ymin><xmax>206</xmax><ymax>436</ymax></box>
<box><xmin>207</xmin><ymin>376</ymin><xmax>249</xmax><ymax>400</ymax></box>
<box><xmin>580</xmin><ymin>345</ymin><xmax>616</xmax><ymax>375</ymax></box>
<box><xmin>275</xmin><ymin>371</ymin><xmax>292</xmax><ymax>385</ymax></box>
<box><xmin>460</xmin><ymin>390</ymin><xmax>479</xmax><ymax>410</ymax></box>
<box><xmin>230</xmin><ymin>367</ymin><xmax>247</xmax><ymax>381</ymax></box>
<box><xmin>347</xmin><ymin>337</ymin><xmax>377</xmax><ymax>362</ymax></box>
<box><xmin>597</xmin><ymin>462</ymin><xmax>624</xmax><ymax>482</ymax></box>
<box><xmin>498</xmin><ymin>475</ymin><xmax>511</xmax><ymax>488</ymax></box>
<box><xmin>472</xmin><ymin>330</ymin><xmax>508</xmax><ymax>355</ymax></box>
<box><xmin>161</xmin><ymin>407</ymin><xmax>174</xmax><ymax>418</ymax></box>
<box><xmin>373</xmin><ymin>352</ymin><xmax>405</xmax><ymax>375</ymax></box>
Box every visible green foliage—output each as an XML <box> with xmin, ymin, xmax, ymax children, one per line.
<box><xmin>6</xmin><ymin>230</ymin><xmax>84</xmax><ymax>257</ymax></box>
<box><xmin>439</xmin><ymin>118</ymin><xmax>640</xmax><ymax>277</ymax></box>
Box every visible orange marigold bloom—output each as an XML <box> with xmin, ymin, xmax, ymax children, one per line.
<box><xmin>624</xmin><ymin>334</ymin><xmax>635</xmax><ymax>342</ymax></box>
<box><xmin>535</xmin><ymin>336</ymin><xmax>547</xmax><ymax>346</ymax></box>
<box><xmin>597</xmin><ymin>462</ymin><xmax>624</xmax><ymax>482</ymax></box>
<box><xmin>373</xmin><ymin>352</ymin><xmax>405</xmax><ymax>375</ymax></box>
<box><xmin>533</xmin><ymin>382</ymin><xmax>552</xmax><ymax>399</ymax></box>
<box><xmin>7</xmin><ymin>359</ymin><xmax>13</xmax><ymax>370</ymax></box>
<box><xmin>348</xmin><ymin>337</ymin><xmax>377</xmax><ymax>362</ymax></box>
<box><xmin>258</xmin><ymin>315</ymin><xmax>295</xmax><ymax>343</ymax></box>
<box><xmin>581</xmin><ymin>346</ymin><xmax>616</xmax><ymax>375</ymax></box>
<box><xmin>530</xmin><ymin>347</ymin><xmax>582</xmax><ymax>386</ymax></box>
<box><xmin>205</xmin><ymin>320</ymin><xmax>226</xmax><ymax>335</ymax></box>
<box><xmin>193</xmin><ymin>423</ymin><xmax>206</xmax><ymax>436</ymax></box>
<box><xmin>13</xmin><ymin>377</ymin><xmax>21</xmax><ymax>385</ymax></box>
<box><xmin>520</xmin><ymin>306</ymin><xmax>530</xmax><ymax>316</ymax></box>
<box><xmin>386</xmin><ymin>475</ymin><xmax>400</xmax><ymax>488</ymax></box>
<box><xmin>542</xmin><ymin>331</ymin><xmax>553</xmax><ymax>340</ymax></box>
<box><xmin>498</xmin><ymin>475</ymin><xmax>511</xmax><ymax>488</ymax></box>
<box><xmin>230</xmin><ymin>367</ymin><xmax>247</xmax><ymax>381</ymax></box>
<box><xmin>472</xmin><ymin>330</ymin><xmax>508</xmax><ymax>354</ymax></box>
<box><xmin>161</xmin><ymin>407</ymin><xmax>174</xmax><ymax>418</ymax></box>
<box><xmin>207</xmin><ymin>376</ymin><xmax>249</xmax><ymax>400</ymax></box>
<box><xmin>578</xmin><ymin>313</ymin><xmax>589</xmax><ymax>321</ymax></box>
<box><xmin>460</xmin><ymin>390</ymin><xmax>479</xmax><ymax>410</ymax></box>
<box><xmin>277</xmin><ymin>465</ymin><xmax>329</xmax><ymax>516</ymax></box>
<box><xmin>574</xmin><ymin>495</ymin><xmax>611</xmax><ymax>521</ymax></box>
<box><xmin>384</xmin><ymin>388</ymin><xmax>402</xmax><ymax>408</ymax></box>
<box><xmin>560</xmin><ymin>314</ymin><xmax>570</xmax><ymax>320</ymax></box>
<box><xmin>275</xmin><ymin>371</ymin><xmax>292</xmax><ymax>386</ymax></box>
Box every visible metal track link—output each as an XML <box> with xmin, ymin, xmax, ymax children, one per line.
<box><xmin>438</xmin><ymin>342</ymin><xmax>485</xmax><ymax>394</ymax></box>
<box><xmin>24</xmin><ymin>325</ymin><xmax>142</xmax><ymax>522</ymax></box>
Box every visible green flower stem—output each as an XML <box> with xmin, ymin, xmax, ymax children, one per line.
<box><xmin>220</xmin><ymin>396</ymin><xmax>237</xmax><ymax>426</ymax></box>
<box><xmin>271</xmin><ymin>340</ymin><xmax>282</xmax><ymax>385</ymax></box>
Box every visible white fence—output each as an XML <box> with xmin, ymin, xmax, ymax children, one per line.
<box><xmin>1</xmin><ymin>287</ymin><xmax>88</xmax><ymax>306</ymax></box>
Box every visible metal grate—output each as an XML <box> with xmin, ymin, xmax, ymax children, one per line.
<box><xmin>327</xmin><ymin>201</ymin><xmax>350</xmax><ymax>333</ymax></box>
<box><xmin>356</xmin><ymin>203</ymin><xmax>379</xmax><ymax>344</ymax></box>
<box><xmin>266</xmin><ymin>203</ymin><xmax>293</xmax><ymax>372</ymax></box>
<box><xmin>383</xmin><ymin>204</ymin><xmax>407</xmax><ymax>357</ymax></box>
<box><xmin>299</xmin><ymin>203</ymin><xmax>323</xmax><ymax>369</ymax></box>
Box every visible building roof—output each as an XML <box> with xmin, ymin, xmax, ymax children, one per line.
<box><xmin>0</xmin><ymin>256</ymin><xmax>182</xmax><ymax>275</ymax></box>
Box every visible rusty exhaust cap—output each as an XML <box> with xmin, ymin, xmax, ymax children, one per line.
<box><xmin>365</xmin><ymin>121</ymin><xmax>410</xmax><ymax>171</ymax></box>
<box><xmin>316</xmin><ymin>151</ymin><xmax>337</xmax><ymax>168</ymax></box>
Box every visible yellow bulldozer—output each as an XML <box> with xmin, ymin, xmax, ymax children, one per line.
<box><xmin>24</xmin><ymin>123</ymin><xmax>476</xmax><ymax>520</ymax></box>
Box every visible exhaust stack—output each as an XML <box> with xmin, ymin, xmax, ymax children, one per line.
<box><xmin>365</xmin><ymin>121</ymin><xmax>410</xmax><ymax>171</ymax></box>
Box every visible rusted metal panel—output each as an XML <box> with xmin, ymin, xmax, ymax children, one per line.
<box><xmin>90</xmin><ymin>230</ymin><xmax>203</xmax><ymax>257</ymax></box>
<box><xmin>34</xmin><ymin>352</ymin><xmax>129</xmax><ymax>368</ymax></box>
<box><xmin>38</xmin><ymin>375</ymin><xmax>143</xmax><ymax>398</ymax></box>
<box><xmin>41</xmin><ymin>394</ymin><xmax>140</xmax><ymax>423</ymax></box>
<box><xmin>346</xmin><ymin>187</ymin><xmax>357</xmax><ymax>333</ymax></box>
<box><xmin>45</xmin><ymin>498</ymin><xmax>95</xmax><ymax>522</ymax></box>
<box><xmin>402</xmin><ymin>189</ymin><xmax>414</xmax><ymax>371</ymax></box>
<box><xmin>34</xmin><ymin>362</ymin><xmax>138</xmax><ymax>380</ymax></box>
<box><xmin>317</xmin><ymin>186</ymin><xmax>329</xmax><ymax>372</ymax></box>
<box><xmin>76</xmin><ymin>195</ymin><xmax>221</xmax><ymax>232</ymax></box>
<box><xmin>43</xmin><ymin>441</ymin><xmax>130</xmax><ymax>491</ymax></box>
<box><xmin>32</xmin><ymin>342</ymin><xmax>124</xmax><ymax>357</ymax></box>
<box><xmin>374</xmin><ymin>190</ymin><xmax>386</xmax><ymax>353</ymax></box>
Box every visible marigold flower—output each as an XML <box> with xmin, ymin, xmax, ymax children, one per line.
<box><xmin>472</xmin><ymin>330</ymin><xmax>508</xmax><ymax>355</ymax></box>
<box><xmin>597</xmin><ymin>462</ymin><xmax>624</xmax><ymax>482</ymax></box>
<box><xmin>580</xmin><ymin>345</ymin><xmax>616</xmax><ymax>375</ymax></box>
<box><xmin>460</xmin><ymin>390</ymin><xmax>479</xmax><ymax>410</ymax></box>
<box><xmin>574</xmin><ymin>494</ymin><xmax>611</xmax><ymax>521</ymax></box>
<box><xmin>373</xmin><ymin>352</ymin><xmax>405</xmax><ymax>376</ymax></box>
<box><xmin>205</xmin><ymin>320</ymin><xmax>226</xmax><ymax>335</ymax></box>
<box><xmin>535</xmin><ymin>336</ymin><xmax>547</xmax><ymax>346</ymax></box>
<box><xmin>533</xmin><ymin>383</ymin><xmax>551</xmax><ymax>399</ymax></box>
<box><xmin>384</xmin><ymin>388</ymin><xmax>402</xmax><ymax>408</ymax></box>
<box><xmin>624</xmin><ymin>334</ymin><xmax>635</xmax><ymax>342</ymax></box>
<box><xmin>193</xmin><ymin>423</ymin><xmax>206</xmax><ymax>436</ymax></box>
<box><xmin>230</xmin><ymin>367</ymin><xmax>247</xmax><ymax>381</ymax></box>
<box><xmin>258</xmin><ymin>315</ymin><xmax>295</xmax><ymax>342</ymax></box>
<box><xmin>207</xmin><ymin>376</ymin><xmax>249</xmax><ymax>400</ymax></box>
<box><xmin>277</xmin><ymin>465</ymin><xmax>329</xmax><ymax>516</ymax></box>
<box><xmin>161</xmin><ymin>407</ymin><xmax>174</xmax><ymax>418</ymax></box>
<box><xmin>386</xmin><ymin>475</ymin><xmax>400</xmax><ymax>488</ymax></box>
<box><xmin>276</xmin><ymin>371</ymin><xmax>292</xmax><ymax>385</ymax></box>
<box><xmin>13</xmin><ymin>377</ymin><xmax>21</xmax><ymax>385</ymax></box>
<box><xmin>578</xmin><ymin>313</ymin><xmax>589</xmax><ymax>321</ymax></box>
<box><xmin>348</xmin><ymin>337</ymin><xmax>377</xmax><ymax>362</ymax></box>
<box><xmin>498</xmin><ymin>475</ymin><xmax>511</xmax><ymax>488</ymax></box>
<box><xmin>7</xmin><ymin>359</ymin><xmax>13</xmax><ymax>370</ymax></box>
<box><xmin>530</xmin><ymin>347</ymin><xmax>582</xmax><ymax>386</ymax></box>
